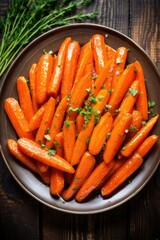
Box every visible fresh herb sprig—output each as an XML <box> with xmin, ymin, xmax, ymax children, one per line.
<box><xmin>0</xmin><ymin>0</ymin><xmax>97</xmax><ymax>77</ymax></box>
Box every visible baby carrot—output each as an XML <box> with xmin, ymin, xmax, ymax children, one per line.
<box><xmin>103</xmin><ymin>112</ymin><xmax>132</xmax><ymax>164</ymax></box>
<box><xmin>45</xmin><ymin>96</ymin><xmax>69</xmax><ymax>149</ymax></box>
<box><xmin>136</xmin><ymin>134</ymin><xmax>158</xmax><ymax>157</ymax></box>
<box><xmin>108</xmin><ymin>63</ymin><xmax>136</xmax><ymax>113</ymax></box>
<box><xmin>71</xmin><ymin>114</ymin><xmax>95</xmax><ymax>166</ymax></box>
<box><xmin>60</xmin><ymin>41</ymin><xmax>80</xmax><ymax>99</ymax></box>
<box><xmin>75</xmin><ymin>161</ymin><xmax>114</xmax><ymax>202</ymax></box>
<box><xmin>91</xmin><ymin>60</ymin><xmax>112</xmax><ymax>96</ymax></box>
<box><xmin>105</xmin><ymin>44</ymin><xmax>116</xmax><ymax>61</ymax></box>
<box><xmin>54</xmin><ymin>132</ymin><xmax>64</xmax><ymax>157</ymax></box>
<box><xmin>62</xmin><ymin>120</ymin><xmax>76</xmax><ymax>163</ymax></box>
<box><xmin>28</xmin><ymin>103</ymin><xmax>46</xmax><ymax>131</ymax></box>
<box><xmin>17</xmin><ymin>76</ymin><xmax>35</xmax><ymax>122</ymax></box>
<box><xmin>50</xmin><ymin>168</ymin><xmax>64</xmax><ymax>196</ymax></box>
<box><xmin>113</xmin><ymin>80</ymin><xmax>139</xmax><ymax>126</ymax></box>
<box><xmin>7</xmin><ymin>139</ymin><xmax>38</xmax><ymax>173</ymax></box>
<box><xmin>91</xmin><ymin>34</ymin><xmax>108</xmax><ymax>74</ymax></box>
<box><xmin>135</xmin><ymin>60</ymin><xmax>148</xmax><ymax>120</ymax></box>
<box><xmin>68</xmin><ymin>73</ymin><xmax>92</xmax><ymax>120</ymax></box>
<box><xmin>29</xmin><ymin>63</ymin><xmax>39</xmax><ymax>113</ymax></box>
<box><xmin>17</xmin><ymin>138</ymin><xmax>75</xmax><ymax>174</ymax></box>
<box><xmin>121</xmin><ymin>115</ymin><xmax>159</xmax><ymax>157</ymax></box>
<box><xmin>126</xmin><ymin>110</ymin><xmax>143</xmax><ymax>140</ymax></box>
<box><xmin>112</xmin><ymin>47</ymin><xmax>128</xmax><ymax>89</ymax></box>
<box><xmin>36</xmin><ymin>53</ymin><xmax>54</xmax><ymax>105</ymax></box>
<box><xmin>35</xmin><ymin>97</ymin><xmax>56</xmax><ymax>144</ymax></box>
<box><xmin>76</xmin><ymin>114</ymin><xmax>85</xmax><ymax>133</ymax></box>
<box><xmin>61</xmin><ymin>151</ymin><xmax>96</xmax><ymax>201</ymax></box>
<box><xmin>101</xmin><ymin>153</ymin><xmax>143</xmax><ymax>197</ymax></box>
<box><xmin>4</xmin><ymin>98</ymin><xmax>34</xmax><ymax>140</ymax></box>
<box><xmin>47</xmin><ymin>37</ymin><xmax>72</xmax><ymax>98</ymax></box>
<box><xmin>89</xmin><ymin>112</ymin><xmax>113</xmax><ymax>155</ymax></box>
<box><xmin>38</xmin><ymin>166</ymin><xmax>51</xmax><ymax>185</ymax></box>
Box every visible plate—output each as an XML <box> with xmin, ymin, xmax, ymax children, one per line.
<box><xmin>0</xmin><ymin>23</ymin><xmax>160</xmax><ymax>214</ymax></box>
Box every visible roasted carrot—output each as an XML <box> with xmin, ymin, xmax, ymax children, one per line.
<box><xmin>36</xmin><ymin>53</ymin><xmax>54</xmax><ymax>105</ymax></box>
<box><xmin>4</xmin><ymin>98</ymin><xmax>34</xmax><ymax>140</ymax></box>
<box><xmin>76</xmin><ymin>114</ymin><xmax>85</xmax><ymax>133</ymax></box>
<box><xmin>113</xmin><ymin>80</ymin><xmax>139</xmax><ymax>126</ymax></box>
<box><xmin>108</xmin><ymin>63</ymin><xmax>136</xmax><ymax>113</ymax></box>
<box><xmin>103</xmin><ymin>112</ymin><xmax>132</xmax><ymax>164</ymax></box>
<box><xmin>45</xmin><ymin>96</ymin><xmax>69</xmax><ymax>149</ymax></box>
<box><xmin>17</xmin><ymin>76</ymin><xmax>35</xmax><ymax>122</ymax></box>
<box><xmin>29</xmin><ymin>63</ymin><xmax>39</xmax><ymax>113</ymax></box>
<box><xmin>68</xmin><ymin>73</ymin><xmax>92</xmax><ymax>120</ymax></box>
<box><xmin>136</xmin><ymin>134</ymin><xmax>158</xmax><ymax>157</ymax></box>
<box><xmin>61</xmin><ymin>151</ymin><xmax>96</xmax><ymax>201</ymax></box>
<box><xmin>71</xmin><ymin>114</ymin><xmax>95</xmax><ymax>166</ymax></box>
<box><xmin>50</xmin><ymin>168</ymin><xmax>64</xmax><ymax>196</ymax></box>
<box><xmin>54</xmin><ymin>132</ymin><xmax>64</xmax><ymax>157</ymax></box>
<box><xmin>91</xmin><ymin>60</ymin><xmax>112</xmax><ymax>96</ymax></box>
<box><xmin>38</xmin><ymin>166</ymin><xmax>51</xmax><ymax>184</ymax></box>
<box><xmin>47</xmin><ymin>37</ymin><xmax>72</xmax><ymax>98</ymax></box>
<box><xmin>17</xmin><ymin>138</ymin><xmax>75</xmax><ymax>174</ymax></box>
<box><xmin>92</xmin><ymin>88</ymin><xmax>110</xmax><ymax>114</ymax></box>
<box><xmin>75</xmin><ymin>161</ymin><xmax>114</xmax><ymax>202</ymax></box>
<box><xmin>112</xmin><ymin>47</ymin><xmax>128</xmax><ymax>89</ymax></box>
<box><xmin>7</xmin><ymin>139</ymin><xmax>38</xmax><ymax>173</ymax></box>
<box><xmin>101</xmin><ymin>153</ymin><xmax>143</xmax><ymax>197</ymax></box>
<box><xmin>35</xmin><ymin>97</ymin><xmax>56</xmax><ymax>144</ymax></box>
<box><xmin>135</xmin><ymin>60</ymin><xmax>148</xmax><ymax>120</ymax></box>
<box><xmin>28</xmin><ymin>103</ymin><xmax>46</xmax><ymax>131</ymax></box>
<box><xmin>121</xmin><ymin>115</ymin><xmax>159</xmax><ymax>157</ymax></box>
<box><xmin>105</xmin><ymin>44</ymin><xmax>116</xmax><ymax>61</ymax></box>
<box><xmin>60</xmin><ymin>41</ymin><xmax>80</xmax><ymax>99</ymax></box>
<box><xmin>91</xmin><ymin>34</ymin><xmax>108</xmax><ymax>74</ymax></box>
<box><xmin>62</xmin><ymin>120</ymin><xmax>76</xmax><ymax>163</ymax></box>
<box><xmin>89</xmin><ymin>112</ymin><xmax>113</xmax><ymax>155</ymax></box>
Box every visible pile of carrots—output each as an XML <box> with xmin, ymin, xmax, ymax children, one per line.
<box><xmin>4</xmin><ymin>33</ymin><xmax>159</xmax><ymax>202</ymax></box>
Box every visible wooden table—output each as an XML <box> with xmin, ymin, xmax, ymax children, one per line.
<box><xmin>0</xmin><ymin>0</ymin><xmax>160</xmax><ymax>239</ymax></box>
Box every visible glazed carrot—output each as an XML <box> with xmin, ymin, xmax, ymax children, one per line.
<box><xmin>83</xmin><ymin>48</ymin><xmax>94</xmax><ymax>78</ymax></box>
<box><xmin>29</xmin><ymin>63</ymin><xmax>39</xmax><ymax>113</ymax></box>
<box><xmin>136</xmin><ymin>134</ymin><xmax>158</xmax><ymax>157</ymax></box>
<box><xmin>91</xmin><ymin>60</ymin><xmax>112</xmax><ymax>96</ymax></box>
<box><xmin>38</xmin><ymin>166</ymin><xmax>51</xmax><ymax>184</ymax></box>
<box><xmin>50</xmin><ymin>168</ymin><xmax>64</xmax><ymax>196</ymax></box>
<box><xmin>112</xmin><ymin>47</ymin><xmax>128</xmax><ymax>88</ymax></box>
<box><xmin>61</xmin><ymin>151</ymin><xmax>96</xmax><ymax>201</ymax></box>
<box><xmin>76</xmin><ymin>114</ymin><xmax>85</xmax><ymax>133</ymax></box>
<box><xmin>60</xmin><ymin>41</ymin><xmax>80</xmax><ymax>99</ymax></box>
<box><xmin>28</xmin><ymin>103</ymin><xmax>46</xmax><ymax>131</ymax></box>
<box><xmin>75</xmin><ymin>161</ymin><xmax>114</xmax><ymax>202</ymax></box>
<box><xmin>62</xmin><ymin>120</ymin><xmax>76</xmax><ymax>163</ymax></box>
<box><xmin>103</xmin><ymin>113</ymin><xmax>132</xmax><ymax>164</ymax></box>
<box><xmin>47</xmin><ymin>37</ymin><xmax>72</xmax><ymax>98</ymax></box>
<box><xmin>121</xmin><ymin>115</ymin><xmax>159</xmax><ymax>157</ymax></box>
<box><xmin>45</xmin><ymin>96</ymin><xmax>69</xmax><ymax>149</ymax></box>
<box><xmin>17</xmin><ymin>138</ymin><xmax>75</xmax><ymax>174</ymax></box>
<box><xmin>36</xmin><ymin>53</ymin><xmax>54</xmax><ymax>105</ymax></box>
<box><xmin>68</xmin><ymin>73</ymin><xmax>92</xmax><ymax>120</ymax></box>
<box><xmin>126</xmin><ymin>110</ymin><xmax>143</xmax><ymax>140</ymax></box>
<box><xmin>73</xmin><ymin>41</ymin><xmax>92</xmax><ymax>86</ymax></box>
<box><xmin>71</xmin><ymin>114</ymin><xmax>95</xmax><ymax>166</ymax></box>
<box><xmin>17</xmin><ymin>76</ymin><xmax>35</xmax><ymax>122</ymax></box>
<box><xmin>105</xmin><ymin>44</ymin><xmax>116</xmax><ymax>61</ymax></box>
<box><xmin>95</xmin><ymin>157</ymin><xmax>126</xmax><ymax>190</ymax></box>
<box><xmin>92</xmin><ymin>88</ymin><xmax>110</xmax><ymax>114</ymax></box>
<box><xmin>35</xmin><ymin>97</ymin><xmax>56</xmax><ymax>144</ymax></box>
<box><xmin>54</xmin><ymin>132</ymin><xmax>64</xmax><ymax>157</ymax></box>
<box><xmin>91</xmin><ymin>34</ymin><xmax>108</xmax><ymax>74</ymax></box>
<box><xmin>135</xmin><ymin>60</ymin><xmax>148</xmax><ymax>120</ymax></box>
<box><xmin>101</xmin><ymin>153</ymin><xmax>143</xmax><ymax>197</ymax></box>
<box><xmin>4</xmin><ymin>98</ymin><xmax>34</xmax><ymax>140</ymax></box>
<box><xmin>108</xmin><ymin>63</ymin><xmax>136</xmax><ymax>113</ymax></box>
<box><xmin>89</xmin><ymin>112</ymin><xmax>113</xmax><ymax>155</ymax></box>
<box><xmin>7</xmin><ymin>139</ymin><xmax>38</xmax><ymax>173</ymax></box>
<box><xmin>113</xmin><ymin>80</ymin><xmax>139</xmax><ymax>126</ymax></box>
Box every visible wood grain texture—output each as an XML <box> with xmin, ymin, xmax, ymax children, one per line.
<box><xmin>0</xmin><ymin>0</ymin><xmax>160</xmax><ymax>239</ymax></box>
